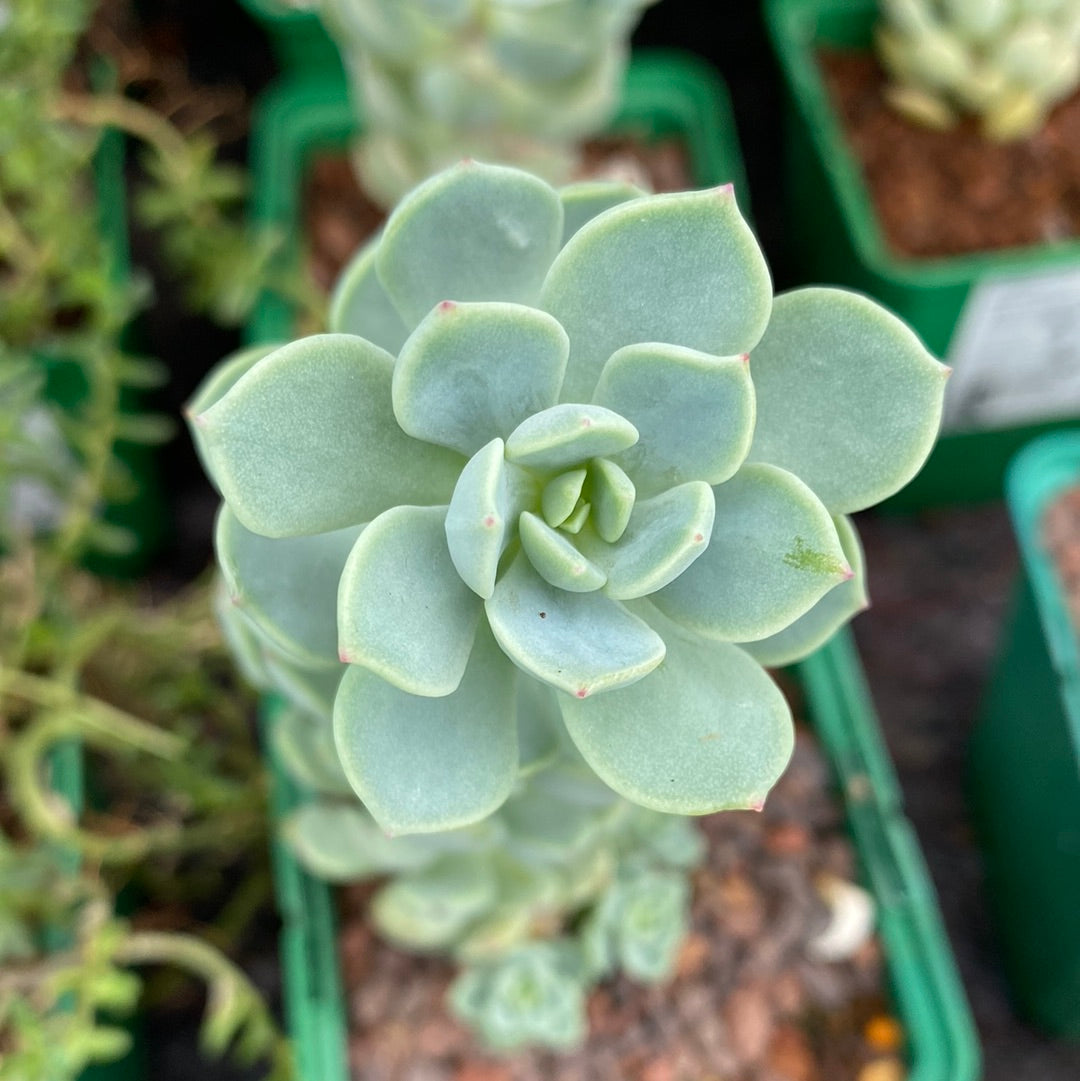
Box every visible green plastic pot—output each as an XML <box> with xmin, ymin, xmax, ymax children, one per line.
<box><xmin>765</xmin><ymin>0</ymin><xmax>1080</xmax><ymax>509</ymax></box>
<box><xmin>236</xmin><ymin>0</ymin><xmax>343</xmax><ymax>77</ymax></box>
<box><xmin>264</xmin><ymin>630</ymin><xmax>979</xmax><ymax>1081</ymax></box>
<box><xmin>245</xmin><ymin>54</ymin><xmax>979</xmax><ymax>1081</ymax></box>
<box><xmin>971</xmin><ymin>431</ymin><xmax>1080</xmax><ymax>1038</ymax></box>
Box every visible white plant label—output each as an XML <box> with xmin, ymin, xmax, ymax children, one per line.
<box><xmin>943</xmin><ymin>266</ymin><xmax>1080</xmax><ymax>433</ymax></box>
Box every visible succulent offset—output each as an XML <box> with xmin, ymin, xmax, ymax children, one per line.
<box><xmin>189</xmin><ymin>160</ymin><xmax>947</xmax><ymax>1049</ymax></box>
<box><xmin>314</xmin><ymin>0</ymin><xmax>657</xmax><ymax>207</ymax></box>
<box><xmin>876</xmin><ymin>0</ymin><xmax>1080</xmax><ymax>139</ymax></box>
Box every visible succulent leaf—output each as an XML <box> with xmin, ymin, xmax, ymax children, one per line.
<box><xmin>486</xmin><ymin>552</ymin><xmax>665</xmax><ymax>697</ymax></box>
<box><xmin>334</xmin><ymin>624</ymin><xmax>518</xmax><ymax>834</ymax></box>
<box><xmin>540</xmin><ymin>467</ymin><xmax>588</xmax><ymax>527</ymax></box>
<box><xmin>747</xmin><ymin>288</ymin><xmax>949</xmax><ymax>514</ymax></box>
<box><xmin>393</xmin><ymin>301</ymin><xmax>568</xmax><ymax>456</ymax></box>
<box><xmin>445</xmin><ymin>438</ymin><xmax>535</xmax><ymax>599</ymax></box>
<box><xmin>216</xmin><ymin>506</ymin><xmax>361</xmax><ymax>668</ymax></box>
<box><xmin>652</xmin><ymin>464</ymin><xmax>849</xmax><ymax>642</ymax></box>
<box><xmin>272</xmin><ymin>709</ymin><xmax>352</xmax><ymax>796</ymax></box>
<box><xmin>519</xmin><ymin>511</ymin><xmax>608</xmax><ymax>592</ymax></box>
<box><xmin>338</xmin><ymin>504</ymin><xmax>482</xmax><ymax>696</ymax></box>
<box><xmin>578</xmin><ymin>481</ymin><xmax>715</xmax><ymax>601</ymax></box>
<box><xmin>197</xmin><ymin>334</ymin><xmax>464</xmax><ymax>537</ymax></box>
<box><xmin>327</xmin><ymin>236</ymin><xmax>410</xmax><ymax>353</ymax></box>
<box><xmin>376</xmin><ymin>162</ymin><xmax>564</xmax><ymax>326</ymax></box>
<box><xmin>541</xmin><ymin>186</ymin><xmax>772</xmax><ymax>403</ymax></box>
<box><xmin>560</xmin><ymin>606</ymin><xmax>794</xmax><ymax>814</ymax></box>
<box><xmin>593</xmin><ymin>343</ymin><xmax>755</xmax><ymax>497</ymax></box>
<box><xmin>558</xmin><ymin>179</ymin><xmax>646</xmax><ymax>244</ymax></box>
<box><xmin>740</xmin><ymin>514</ymin><xmax>869</xmax><ymax>667</ymax></box>
<box><xmin>284</xmin><ymin>800</ymin><xmax>436</xmax><ymax>880</ymax></box>
<box><xmin>588</xmin><ymin>457</ymin><xmax>636</xmax><ymax>543</ymax></box>
<box><xmin>504</xmin><ymin>402</ymin><xmax>638</xmax><ymax>470</ymax></box>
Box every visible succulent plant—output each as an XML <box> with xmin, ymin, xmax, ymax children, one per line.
<box><xmin>876</xmin><ymin>0</ymin><xmax>1080</xmax><ymax>139</ymax></box>
<box><xmin>190</xmin><ymin>159</ymin><xmax>946</xmax><ymax>1049</ymax></box>
<box><xmin>314</xmin><ymin>0</ymin><xmax>657</xmax><ymax>207</ymax></box>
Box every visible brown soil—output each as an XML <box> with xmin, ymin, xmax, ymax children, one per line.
<box><xmin>336</xmin><ymin>726</ymin><xmax>904</xmax><ymax>1081</ymax></box>
<box><xmin>303</xmin><ymin>138</ymin><xmax>692</xmax><ymax>291</ymax></box>
<box><xmin>1042</xmin><ymin>485</ymin><xmax>1080</xmax><ymax>631</ymax></box>
<box><xmin>819</xmin><ymin>51</ymin><xmax>1080</xmax><ymax>260</ymax></box>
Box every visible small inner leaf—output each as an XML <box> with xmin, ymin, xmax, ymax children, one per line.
<box><xmin>579</xmin><ymin>481</ymin><xmax>715</xmax><ymax>601</ymax></box>
<box><xmin>541</xmin><ymin>468</ymin><xmax>587</xmax><ymax>527</ymax></box>
<box><xmin>561</xmin><ymin>500</ymin><xmax>590</xmax><ymax>534</ymax></box>
<box><xmin>445</xmin><ymin>438</ymin><xmax>536</xmax><ymax>599</ymax></box>
<box><xmin>590</xmin><ymin>457</ymin><xmax>636</xmax><ymax>543</ymax></box>
<box><xmin>519</xmin><ymin>511</ymin><xmax>607</xmax><ymax>593</ymax></box>
<box><xmin>505</xmin><ymin>403</ymin><xmax>638</xmax><ymax>471</ymax></box>
<box><xmin>485</xmin><ymin>552</ymin><xmax>665</xmax><ymax>698</ymax></box>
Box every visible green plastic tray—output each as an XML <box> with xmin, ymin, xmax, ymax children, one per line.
<box><xmin>246</xmin><ymin>54</ymin><xmax>978</xmax><ymax>1080</ymax></box>
<box><xmin>971</xmin><ymin>431</ymin><xmax>1080</xmax><ymax>1037</ymax></box>
<box><xmin>765</xmin><ymin>0</ymin><xmax>1080</xmax><ymax>509</ymax></box>
<box><xmin>264</xmin><ymin>630</ymin><xmax>979</xmax><ymax>1081</ymax></box>
<box><xmin>236</xmin><ymin>0</ymin><xmax>344</xmax><ymax>77</ymax></box>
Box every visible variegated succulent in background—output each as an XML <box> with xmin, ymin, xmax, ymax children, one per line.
<box><xmin>876</xmin><ymin>0</ymin><xmax>1080</xmax><ymax>140</ymax></box>
<box><xmin>189</xmin><ymin>160</ymin><xmax>947</xmax><ymax>1049</ymax></box>
<box><xmin>312</xmin><ymin>0</ymin><xmax>658</xmax><ymax>207</ymax></box>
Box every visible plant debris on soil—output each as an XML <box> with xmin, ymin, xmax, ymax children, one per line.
<box><xmin>1042</xmin><ymin>485</ymin><xmax>1080</xmax><ymax>632</ymax></box>
<box><xmin>302</xmin><ymin>137</ymin><xmax>692</xmax><ymax>291</ymax></box>
<box><xmin>819</xmin><ymin>50</ymin><xmax>1080</xmax><ymax>260</ymax></box>
<box><xmin>337</xmin><ymin>726</ymin><xmax>906</xmax><ymax>1081</ymax></box>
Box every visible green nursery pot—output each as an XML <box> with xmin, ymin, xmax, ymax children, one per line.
<box><xmin>765</xmin><ymin>0</ymin><xmax>1080</xmax><ymax>510</ymax></box>
<box><xmin>246</xmin><ymin>54</ymin><xmax>979</xmax><ymax>1081</ymax></box>
<box><xmin>236</xmin><ymin>0</ymin><xmax>343</xmax><ymax>78</ymax></box>
<box><xmin>971</xmin><ymin>431</ymin><xmax>1080</xmax><ymax>1038</ymax></box>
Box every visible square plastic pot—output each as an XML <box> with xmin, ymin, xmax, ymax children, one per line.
<box><xmin>245</xmin><ymin>56</ymin><xmax>980</xmax><ymax>1081</ymax></box>
<box><xmin>971</xmin><ymin>431</ymin><xmax>1080</xmax><ymax>1038</ymax></box>
<box><xmin>765</xmin><ymin>0</ymin><xmax>1080</xmax><ymax>509</ymax></box>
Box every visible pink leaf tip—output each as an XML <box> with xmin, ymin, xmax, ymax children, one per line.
<box><xmin>576</xmin><ymin>688</ymin><xmax>588</xmax><ymax>699</ymax></box>
<box><xmin>715</xmin><ymin>182</ymin><xmax>735</xmax><ymax>199</ymax></box>
<box><xmin>338</xmin><ymin>648</ymin><xmax>353</xmax><ymax>664</ymax></box>
<box><xmin>748</xmin><ymin>797</ymin><xmax>766</xmax><ymax>813</ymax></box>
<box><xmin>739</xmin><ymin>352</ymin><xmax>750</xmax><ymax>365</ymax></box>
<box><xmin>840</xmin><ymin>564</ymin><xmax>855</xmax><ymax>582</ymax></box>
<box><xmin>438</xmin><ymin>300</ymin><xmax>456</xmax><ymax>312</ymax></box>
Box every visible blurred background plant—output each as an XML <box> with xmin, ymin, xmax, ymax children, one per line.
<box><xmin>0</xmin><ymin>0</ymin><xmax>315</xmax><ymax>1076</ymax></box>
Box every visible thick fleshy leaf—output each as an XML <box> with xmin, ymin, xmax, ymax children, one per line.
<box><xmin>445</xmin><ymin>439</ymin><xmax>537</xmax><ymax>599</ymax></box>
<box><xmin>740</xmin><ymin>514</ymin><xmax>868</xmax><ymax>667</ymax></box>
<box><xmin>558</xmin><ymin>180</ymin><xmax>645</xmax><ymax>245</ymax></box>
<box><xmin>561</xmin><ymin>501</ymin><xmax>590</xmax><ymax>533</ymax></box>
<box><xmin>285</xmin><ymin>801</ymin><xmax>438</xmax><ymax>882</ymax></box>
<box><xmin>393</xmin><ymin>301</ymin><xmax>568</xmax><ymax>456</ymax></box>
<box><xmin>272</xmin><ymin>709</ymin><xmax>351</xmax><ymax>796</ymax></box>
<box><xmin>505</xmin><ymin>403</ymin><xmax>637</xmax><ymax>471</ymax></box>
<box><xmin>215</xmin><ymin>506</ymin><xmax>361</xmax><ymax>668</ymax></box>
<box><xmin>590</xmin><ymin>458</ymin><xmax>635</xmax><ymax>542</ymax></box>
<box><xmin>195</xmin><ymin>335</ymin><xmax>464</xmax><ymax>537</ymax></box>
<box><xmin>212</xmin><ymin>577</ymin><xmax>271</xmax><ymax>690</ymax></box>
<box><xmin>541</xmin><ymin>468</ymin><xmax>587</xmax><ymax>527</ymax></box>
<box><xmin>376</xmin><ymin>161</ymin><xmax>564</xmax><ymax>327</ymax></box>
<box><xmin>327</xmin><ymin>236</ymin><xmax>410</xmax><ymax>354</ymax></box>
<box><xmin>519</xmin><ymin>511</ymin><xmax>607</xmax><ymax>592</ymax></box>
<box><xmin>593</xmin><ymin>343</ymin><xmax>755</xmax><ymax>496</ymax></box>
<box><xmin>652</xmin><ymin>464</ymin><xmax>849</xmax><ymax>642</ymax></box>
<box><xmin>541</xmin><ymin>185</ymin><xmax>772</xmax><ymax>403</ymax></box>
<box><xmin>747</xmin><ymin>288</ymin><xmax>949</xmax><ymax>513</ymax></box>
<box><xmin>187</xmin><ymin>343</ymin><xmax>281</xmax><ymax>482</ymax></box>
<box><xmin>485</xmin><ymin>552</ymin><xmax>665</xmax><ymax>698</ymax></box>
<box><xmin>560</xmin><ymin>607</ymin><xmax>794</xmax><ymax>813</ymax></box>
<box><xmin>338</xmin><ymin>504</ymin><xmax>482</xmax><ymax>696</ymax></box>
<box><xmin>262</xmin><ymin>654</ymin><xmax>345</xmax><ymax>723</ymax></box>
<box><xmin>333</xmin><ymin>626</ymin><xmax>518</xmax><ymax>834</ymax></box>
<box><xmin>516</xmin><ymin>677</ymin><xmax>563</xmax><ymax>777</ymax></box>
<box><xmin>578</xmin><ymin>482</ymin><xmax>714</xmax><ymax>600</ymax></box>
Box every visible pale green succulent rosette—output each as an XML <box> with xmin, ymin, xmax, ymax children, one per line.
<box><xmin>191</xmin><ymin>160</ymin><xmax>948</xmax><ymax>844</ymax></box>
<box><xmin>877</xmin><ymin>0</ymin><xmax>1080</xmax><ymax>139</ymax></box>
<box><xmin>317</xmin><ymin>0</ymin><xmax>658</xmax><ymax>207</ymax></box>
